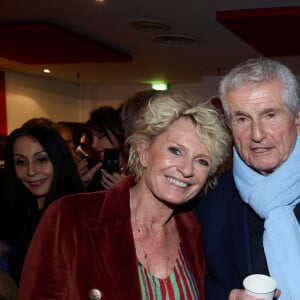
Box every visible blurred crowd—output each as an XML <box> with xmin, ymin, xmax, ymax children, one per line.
<box><xmin>0</xmin><ymin>89</ymin><xmax>173</xmax><ymax>297</ymax></box>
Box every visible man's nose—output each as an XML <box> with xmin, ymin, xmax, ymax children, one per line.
<box><xmin>250</xmin><ymin>120</ymin><xmax>266</xmax><ymax>142</ymax></box>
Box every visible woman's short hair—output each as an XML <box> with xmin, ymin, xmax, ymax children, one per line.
<box><xmin>126</xmin><ymin>93</ymin><xmax>231</xmax><ymax>191</ymax></box>
<box><xmin>219</xmin><ymin>58</ymin><xmax>300</xmax><ymax>121</ymax></box>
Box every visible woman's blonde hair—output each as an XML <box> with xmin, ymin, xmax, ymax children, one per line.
<box><xmin>126</xmin><ymin>92</ymin><xmax>231</xmax><ymax>191</ymax></box>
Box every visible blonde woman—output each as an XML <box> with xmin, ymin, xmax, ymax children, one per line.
<box><xmin>19</xmin><ymin>93</ymin><xmax>230</xmax><ymax>300</ymax></box>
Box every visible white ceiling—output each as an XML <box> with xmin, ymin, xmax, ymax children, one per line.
<box><xmin>1</xmin><ymin>0</ymin><xmax>300</xmax><ymax>85</ymax></box>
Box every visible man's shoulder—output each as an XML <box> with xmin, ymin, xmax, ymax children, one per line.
<box><xmin>206</xmin><ymin>169</ymin><xmax>236</xmax><ymax>196</ymax></box>
<box><xmin>194</xmin><ymin>169</ymin><xmax>240</xmax><ymax>214</ymax></box>
<box><xmin>218</xmin><ymin>168</ymin><xmax>235</xmax><ymax>183</ymax></box>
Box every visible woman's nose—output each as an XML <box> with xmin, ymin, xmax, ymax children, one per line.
<box><xmin>177</xmin><ymin>159</ymin><xmax>193</xmax><ymax>177</ymax></box>
<box><xmin>91</xmin><ymin>136</ymin><xmax>104</xmax><ymax>151</ymax></box>
<box><xmin>91</xmin><ymin>136</ymin><xmax>98</xmax><ymax>149</ymax></box>
<box><xmin>27</xmin><ymin>161</ymin><xmax>37</xmax><ymax>176</ymax></box>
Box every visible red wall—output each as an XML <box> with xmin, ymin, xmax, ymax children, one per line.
<box><xmin>0</xmin><ymin>71</ymin><xmax>7</xmax><ymax>135</ymax></box>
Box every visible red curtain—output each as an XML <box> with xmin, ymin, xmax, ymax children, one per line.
<box><xmin>0</xmin><ymin>71</ymin><xmax>7</xmax><ymax>135</ymax></box>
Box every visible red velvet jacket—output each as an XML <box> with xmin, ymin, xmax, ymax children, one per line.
<box><xmin>18</xmin><ymin>176</ymin><xmax>205</xmax><ymax>299</ymax></box>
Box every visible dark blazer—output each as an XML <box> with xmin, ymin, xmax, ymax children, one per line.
<box><xmin>194</xmin><ymin>169</ymin><xmax>253</xmax><ymax>299</ymax></box>
<box><xmin>18</xmin><ymin>176</ymin><xmax>205</xmax><ymax>299</ymax></box>
<box><xmin>194</xmin><ymin>169</ymin><xmax>300</xmax><ymax>300</ymax></box>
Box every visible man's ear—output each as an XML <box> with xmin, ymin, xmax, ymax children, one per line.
<box><xmin>137</xmin><ymin>139</ymin><xmax>149</xmax><ymax>167</ymax></box>
<box><xmin>296</xmin><ymin>107</ymin><xmax>300</xmax><ymax>134</ymax></box>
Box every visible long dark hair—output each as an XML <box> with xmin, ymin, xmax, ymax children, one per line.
<box><xmin>5</xmin><ymin>125</ymin><xmax>84</xmax><ymax>209</ymax></box>
<box><xmin>4</xmin><ymin>124</ymin><xmax>84</xmax><ymax>271</ymax></box>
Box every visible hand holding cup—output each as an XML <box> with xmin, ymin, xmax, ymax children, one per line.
<box><xmin>243</xmin><ymin>274</ymin><xmax>276</xmax><ymax>300</ymax></box>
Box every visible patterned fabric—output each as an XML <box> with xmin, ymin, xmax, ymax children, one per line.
<box><xmin>138</xmin><ymin>244</ymin><xmax>200</xmax><ymax>300</ymax></box>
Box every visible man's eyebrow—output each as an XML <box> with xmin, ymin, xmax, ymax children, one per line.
<box><xmin>232</xmin><ymin>108</ymin><xmax>277</xmax><ymax>118</ymax></box>
<box><xmin>232</xmin><ymin>110</ymin><xmax>249</xmax><ymax>117</ymax></box>
<box><xmin>261</xmin><ymin>108</ymin><xmax>276</xmax><ymax>114</ymax></box>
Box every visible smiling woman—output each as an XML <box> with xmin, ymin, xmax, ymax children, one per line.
<box><xmin>18</xmin><ymin>92</ymin><xmax>231</xmax><ymax>299</ymax></box>
<box><xmin>13</xmin><ymin>135</ymin><xmax>54</xmax><ymax>210</ymax></box>
<box><xmin>3</xmin><ymin>122</ymin><xmax>84</xmax><ymax>284</ymax></box>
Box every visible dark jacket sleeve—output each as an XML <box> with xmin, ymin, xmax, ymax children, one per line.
<box><xmin>193</xmin><ymin>169</ymin><xmax>252</xmax><ymax>300</ymax></box>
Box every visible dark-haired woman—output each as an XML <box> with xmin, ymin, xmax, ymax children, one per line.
<box><xmin>4</xmin><ymin>122</ymin><xmax>84</xmax><ymax>283</ymax></box>
<box><xmin>78</xmin><ymin>106</ymin><xmax>127</xmax><ymax>191</ymax></box>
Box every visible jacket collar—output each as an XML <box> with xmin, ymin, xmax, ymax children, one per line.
<box><xmin>87</xmin><ymin>176</ymin><xmax>203</xmax><ymax>298</ymax></box>
<box><xmin>87</xmin><ymin>176</ymin><xmax>140</xmax><ymax>298</ymax></box>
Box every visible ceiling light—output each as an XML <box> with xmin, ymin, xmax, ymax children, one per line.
<box><xmin>43</xmin><ymin>68</ymin><xmax>51</xmax><ymax>74</ymax></box>
<box><xmin>152</xmin><ymin>83</ymin><xmax>168</xmax><ymax>91</ymax></box>
<box><xmin>129</xmin><ymin>19</ymin><xmax>171</xmax><ymax>33</ymax></box>
<box><xmin>154</xmin><ymin>34</ymin><xmax>200</xmax><ymax>47</ymax></box>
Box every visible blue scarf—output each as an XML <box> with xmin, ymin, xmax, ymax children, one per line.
<box><xmin>233</xmin><ymin>134</ymin><xmax>300</xmax><ymax>300</ymax></box>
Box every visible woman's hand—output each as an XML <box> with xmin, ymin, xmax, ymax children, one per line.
<box><xmin>78</xmin><ymin>159</ymin><xmax>102</xmax><ymax>187</ymax></box>
<box><xmin>228</xmin><ymin>289</ymin><xmax>280</xmax><ymax>300</ymax></box>
<box><xmin>101</xmin><ymin>168</ymin><xmax>125</xmax><ymax>189</ymax></box>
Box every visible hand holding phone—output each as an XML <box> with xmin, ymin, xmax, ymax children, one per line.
<box><xmin>102</xmin><ymin>149</ymin><xmax>120</xmax><ymax>174</ymax></box>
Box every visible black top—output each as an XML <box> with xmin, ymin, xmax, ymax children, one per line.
<box><xmin>248</xmin><ymin>207</ymin><xmax>269</xmax><ymax>275</ymax></box>
<box><xmin>248</xmin><ymin>202</ymin><xmax>300</xmax><ymax>275</ymax></box>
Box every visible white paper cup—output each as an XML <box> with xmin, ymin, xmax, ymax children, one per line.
<box><xmin>243</xmin><ymin>274</ymin><xmax>276</xmax><ymax>300</ymax></box>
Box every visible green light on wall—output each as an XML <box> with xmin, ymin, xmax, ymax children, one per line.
<box><xmin>152</xmin><ymin>83</ymin><xmax>168</xmax><ymax>91</ymax></box>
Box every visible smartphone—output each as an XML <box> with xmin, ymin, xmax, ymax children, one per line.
<box><xmin>102</xmin><ymin>149</ymin><xmax>120</xmax><ymax>174</ymax></box>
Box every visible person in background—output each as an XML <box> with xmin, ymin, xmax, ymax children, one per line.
<box><xmin>120</xmin><ymin>89</ymin><xmax>162</xmax><ymax>176</ymax></box>
<box><xmin>194</xmin><ymin>58</ymin><xmax>300</xmax><ymax>299</ymax></box>
<box><xmin>121</xmin><ymin>89</ymin><xmax>160</xmax><ymax>139</ymax></box>
<box><xmin>0</xmin><ymin>133</ymin><xmax>19</xmax><ymax>291</ymax></box>
<box><xmin>78</xmin><ymin>106</ymin><xmax>127</xmax><ymax>191</ymax></box>
<box><xmin>0</xmin><ymin>134</ymin><xmax>9</xmax><ymax>236</ymax></box>
<box><xmin>4</xmin><ymin>122</ymin><xmax>84</xmax><ymax>283</ymax></box>
<box><xmin>208</xmin><ymin>96</ymin><xmax>233</xmax><ymax>174</ymax></box>
<box><xmin>56</xmin><ymin>122</ymin><xmax>75</xmax><ymax>151</ymax></box>
<box><xmin>21</xmin><ymin>117</ymin><xmax>57</xmax><ymax>130</ymax></box>
<box><xmin>18</xmin><ymin>93</ymin><xmax>230</xmax><ymax>299</ymax></box>
<box><xmin>57</xmin><ymin>122</ymin><xmax>83</xmax><ymax>165</ymax></box>
<box><xmin>0</xmin><ymin>134</ymin><xmax>7</xmax><ymax>167</ymax></box>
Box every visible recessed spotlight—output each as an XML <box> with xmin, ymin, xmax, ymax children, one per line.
<box><xmin>154</xmin><ymin>34</ymin><xmax>200</xmax><ymax>47</ymax></box>
<box><xmin>129</xmin><ymin>18</ymin><xmax>171</xmax><ymax>33</ymax></box>
<box><xmin>43</xmin><ymin>69</ymin><xmax>51</xmax><ymax>74</ymax></box>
